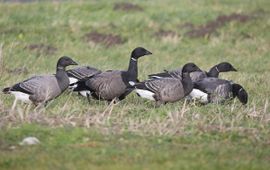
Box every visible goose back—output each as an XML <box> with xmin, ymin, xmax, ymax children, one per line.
<box><xmin>67</xmin><ymin>66</ymin><xmax>101</xmax><ymax>80</ymax></box>
<box><xmin>194</xmin><ymin>77</ymin><xmax>231</xmax><ymax>93</ymax></box>
<box><xmin>149</xmin><ymin>68</ymin><xmax>207</xmax><ymax>82</ymax></box>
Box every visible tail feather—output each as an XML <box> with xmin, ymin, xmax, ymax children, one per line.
<box><xmin>2</xmin><ymin>87</ymin><xmax>11</xmax><ymax>94</ymax></box>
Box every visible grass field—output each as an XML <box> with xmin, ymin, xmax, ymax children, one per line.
<box><xmin>0</xmin><ymin>0</ymin><xmax>270</xmax><ymax>169</ymax></box>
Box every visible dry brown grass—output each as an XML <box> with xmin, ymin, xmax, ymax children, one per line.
<box><xmin>1</xmin><ymin>98</ymin><xmax>269</xmax><ymax>141</ymax></box>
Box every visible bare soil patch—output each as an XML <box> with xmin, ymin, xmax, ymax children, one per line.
<box><xmin>185</xmin><ymin>13</ymin><xmax>252</xmax><ymax>38</ymax></box>
<box><xmin>154</xmin><ymin>29</ymin><xmax>178</xmax><ymax>38</ymax></box>
<box><xmin>179</xmin><ymin>22</ymin><xmax>195</xmax><ymax>30</ymax></box>
<box><xmin>25</xmin><ymin>44</ymin><xmax>57</xmax><ymax>55</ymax></box>
<box><xmin>114</xmin><ymin>2</ymin><xmax>143</xmax><ymax>12</ymax></box>
<box><xmin>6</xmin><ymin>67</ymin><xmax>29</xmax><ymax>75</ymax></box>
<box><xmin>84</xmin><ymin>31</ymin><xmax>125</xmax><ymax>48</ymax></box>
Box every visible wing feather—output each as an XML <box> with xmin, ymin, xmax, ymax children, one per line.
<box><xmin>67</xmin><ymin>66</ymin><xmax>101</xmax><ymax>80</ymax></box>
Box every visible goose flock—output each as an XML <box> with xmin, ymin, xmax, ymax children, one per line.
<box><xmin>2</xmin><ymin>47</ymin><xmax>248</xmax><ymax>108</ymax></box>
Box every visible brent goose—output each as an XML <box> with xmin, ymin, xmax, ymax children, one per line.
<box><xmin>135</xmin><ymin>63</ymin><xmax>201</xmax><ymax>106</ymax></box>
<box><xmin>82</xmin><ymin>47</ymin><xmax>152</xmax><ymax>102</ymax></box>
<box><xmin>189</xmin><ymin>77</ymin><xmax>248</xmax><ymax>104</ymax></box>
<box><xmin>2</xmin><ymin>56</ymin><xmax>78</xmax><ymax>106</ymax></box>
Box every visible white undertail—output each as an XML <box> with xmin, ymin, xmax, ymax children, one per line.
<box><xmin>68</xmin><ymin>77</ymin><xmax>79</xmax><ymax>89</ymax></box>
<box><xmin>135</xmin><ymin>89</ymin><xmax>155</xmax><ymax>101</ymax></box>
<box><xmin>186</xmin><ymin>89</ymin><xmax>208</xmax><ymax>104</ymax></box>
<box><xmin>10</xmin><ymin>91</ymin><xmax>31</xmax><ymax>103</ymax></box>
<box><xmin>79</xmin><ymin>90</ymin><xmax>91</xmax><ymax>97</ymax></box>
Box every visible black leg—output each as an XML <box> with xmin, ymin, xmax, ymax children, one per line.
<box><xmin>87</xmin><ymin>93</ymin><xmax>91</xmax><ymax>104</ymax></box>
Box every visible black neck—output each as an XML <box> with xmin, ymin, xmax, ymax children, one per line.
<box><xmin>232</xmin><ymin>84</ymin><xmax>242</xmax><ymax>98</ymax></box>
<box><xmin>127</xmin><ymin>56</ymin><xmax>138</xmax><ymax>80</ymax></box>
<box><xmin>207</xmin><ymin>65</ymin><xmax>219</xmax><ymax>77</ymax></box>
<box><xmin>182</xmin><ymin>72</ymin><xmax>193</xmax><ymax>95</ymax></box>
<box><xmin>56</xmin><ymin>66</ymin><xmax>69</xmax><ymax>91</ymax></box>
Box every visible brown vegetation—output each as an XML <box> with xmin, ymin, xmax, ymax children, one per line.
<box><xmin>185</xmin><ymin>13</ymin><xmax>252</xmax><ymax>38</ymax></box>
<box><xmin>25</xmin><ymin>44</ymin><xmax>57</xmax><ymax>55</ymax></box>
<box><xmin>114</xmin><ymin>2</ymin><xmax>143</xmax><ymax>12</ymax></box>
<box><xmin>84</xmin><ymin>31</ymin><xmax>125</xmax><ymax>48</ymax></box>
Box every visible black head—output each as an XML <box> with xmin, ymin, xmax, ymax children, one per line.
<box><xmin>217</xmin><ymin>62</ymin><xmax>237</xmax><ymax>72</ymax></box>
<box><xmin>131</xmin><ymin>47</ymin><xmax>152</xmax><ymax>59</ymax></box>
<box><xmin>182</xmin><ymin>63</ymin><xmax>201</xmax><ymax>73</ymax></box>
<box><xmin>232</xmin><ymin>83</ymin><xmax>248</xmax><ymax>105</ymax></box>
<box><xmin>57</xmin><ymin>56</ymin><xmax>78</xmax><ymax>68</ymax></box>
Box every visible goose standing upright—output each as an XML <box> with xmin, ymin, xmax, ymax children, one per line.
<box><xmin>148</xmin><ymin>62</ymin><xmax>237</xmax><ymax>82</ymax></box>
<box><xmin>2</xmin><ymin>56</ymin><xmax>78</xmax><ymax>106</ymax></box>
<box><xmin>135</xmin><ymin>63</ymin><xmax>201</xmax><ymax>106</ymax></box>
<box><xmin>82</xmin><ymin>47</ymin><xmax>152</xmax><ymax>102</ymax></box>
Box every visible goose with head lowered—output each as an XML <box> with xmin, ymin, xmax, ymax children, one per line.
<box><xmin>2</xmin><ymin>56</ymin><xmax>78</xmax><ymax>106</ymax></box>
<box><xmin>188</xmin><ymin>77</ymin><xmax>248</xmax><ymax>105</ymax></box>
<box><xmin>134</xmin><ymin>63</ymin><xmax>201</xmax><ymax>106</ymax></box>
<box><xmin>81</xmin><ymin>47</ymin><xmax>152</xmax><ymax>102</ymax></box>
<box><xmin>148</xmin><ymin>62</ymin><xmax>237</xmax><ymax>82</ymax></box>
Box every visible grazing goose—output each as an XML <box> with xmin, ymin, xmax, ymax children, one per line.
<box><xmin>188</xmin><ymin>77</ymin><xmax>248</xmax><ymax>104</ymax></box>
<box><xmin>135</xmin><ymin>63</ymin><xmax>201</xmax><ymax>106</ymax></box>
<box><xmin>148</xmin><ymin>62</ymin><xmax>237</xmax><ymax>82</ymax></box>
<box><xmin>83</xmin><ymin>47</ymin><xmax>152</xmax><ymax>102</ymax></box>
<box><xmin>2</xmin><ymin>56</ymin><xmax>78</xmax><ymax>106</ymax></box>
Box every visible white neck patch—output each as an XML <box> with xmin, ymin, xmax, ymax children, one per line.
<box><xmin>131</xmin><ymin>58</ymin><xmax>137</xmax><ymax>61</ymax></box>
<box><xmin>215</xmin><ymin>66</ymin><xmax>219</xmax><ymax>73</ymax></box>
<box><xmin>57</xmin><ymin>66</ymin><xmax>65</xmax><ymax>70</ymax></box>
<box><xmin>129</xmin><ymin>81</ymin><xmax>135</xmax><ymax>86</ymax></box>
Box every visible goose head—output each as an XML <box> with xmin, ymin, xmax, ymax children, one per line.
<box><xmin>131</xmin><ymin>47</ymin><xmax>152</xmax><ymax>60</ymax></box>
<box><xmin>232</xmin><ymin>83</ymin><xmax>248</xmax><ymax>105</ymax></box>
<box><xmin>57</xmin><ymin>56</ymin><xmax>78</xmax><ymax>69</ymax></box>
<box><xmin>182</xmin><ymin>63</ymin><xmax>201</xmax><ymax>73</ymax></box>
<box><xmin>216</xmin><ymin>62</ymin><xmax>237</xmax><ymax>72</ymax></box>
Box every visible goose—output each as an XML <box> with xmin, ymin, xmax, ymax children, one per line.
<box><xmin>82</xmin><ymin>47</ymin><xmax>152</xmax><ymax>102</ymax></box>
<box><xmin>67</xmin><ymin>66</ymin><xmax>102</xmax><ymax>97</ymax></box>
<box><xmin>134</xmin><ymin>63</ymin><xmax>201</xmax><ymax>106</ymax></box>
<box><xmin>148</xmin><ymin>62</ymin><xmax>237</xmax><ymax>82</ymax></box>
<box><xmin>188</xmin><ymin>77</ymin><xmax>248</xmax><ymax>104</ymax></box>
<box><xmin>2</xmin><ymin>56</ymin><xmax>78</xmax><ymax>106</ymax></box>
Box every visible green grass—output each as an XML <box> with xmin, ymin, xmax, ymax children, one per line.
<box><xmin>0</xmin><ymin>0</ymin><xmax>270</xmax><ymax>169</ymax></box>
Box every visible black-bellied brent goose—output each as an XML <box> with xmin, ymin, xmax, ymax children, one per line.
<box><xmin>81</xmin><ymin>47</ymin><xmax>152</xmax><ymax>102</ymax></box>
